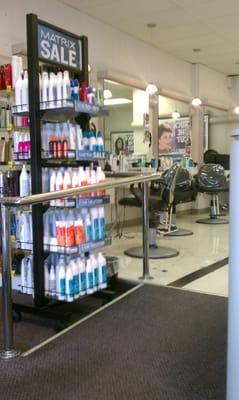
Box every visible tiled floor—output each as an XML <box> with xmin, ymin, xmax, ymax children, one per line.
<box><xmin>105</xmin><ymin>212</ymin><xmax>229</xmax><ymax>297</ymax></box>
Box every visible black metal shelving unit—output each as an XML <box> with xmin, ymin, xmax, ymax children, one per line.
<box><xmin>11</xmin><ymin>13</ymin><xmax>110</xmax><ymax>326</ymax></box>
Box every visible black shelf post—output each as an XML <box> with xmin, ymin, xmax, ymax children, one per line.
<box><xmin>27</xmin><ymin>14</ymin><xmax>45</xmax><ymax>307</ymax></box>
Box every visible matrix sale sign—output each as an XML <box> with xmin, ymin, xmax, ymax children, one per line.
<box><xmin>38</xmin><ymin>23</ymin><xmax>83</xmax><ymax>70</ymax></box>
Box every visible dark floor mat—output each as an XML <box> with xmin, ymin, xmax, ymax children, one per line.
<box><xmin>0</xmin><ymin>279</ymin><xmax>135</xmax><ymax>351</ymax></box>
<box><xmin>0</xmin><ymin>284</ymin><xmax>227</xmax><ymax>400</ymax></box>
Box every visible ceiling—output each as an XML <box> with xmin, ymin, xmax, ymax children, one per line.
<box><xmin>59</xmin><ymin>0</ymin><xmax>239</xmax><ymax>76</ymax></box>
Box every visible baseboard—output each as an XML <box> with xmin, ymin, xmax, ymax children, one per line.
<box><xmin>190</xmin><ymin>208</ymin><xmax>210</xmax><ymax>215</ymax></box>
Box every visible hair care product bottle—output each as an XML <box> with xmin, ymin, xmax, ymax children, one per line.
<box><xmin>90</xmin><ymin>254</ymin><xmax>98</xmax><ymax>291</ymax></box>
<box><xmin>44</xmin><ymin>262</ymin><xmax>49</xmax><ymax>296</ymax></box>
<box><xmin>11</xmin><ymin>56</ymin><xmax>20</xmax><ymax>88</ymax></box>
<box><xmin>76</xmin><ymin>125</ymin><xmax>83</xmax><ymax>150</ymax></box>
<box><xmin>15</xmin><ymin>73</ymin><xmax>23</xmax><ymax>111</ymax></box>
<box><xmin>96</xmin><ymin>131</ymin><xmax>104</xmax><ymax>152</ymax></box>
<box><xmin>86</xmin><ymin>257</ymin><xmax>94</xmax><ymax>294</ymax></box>
<box><xmin>6</xmin><ymin>105</ymin><xmax>12</xmax><ymax>130</ymax></box>
<box><xmin>42</xmin><ymin>72</ymin><xmax>49</xmax><ymax>109</ymax></box>
<box><xmin>21</xmin><ymin>70</ymin><xmax>28</xmax><ymax>112</ymax></box>
<box><xmin>80</xmin><ymin>81</ymin><xmax>87</xmax><ymax>102</ymax></box>
<box><xmin>78</xmin><ymin>257</ymin><xmax>86</xmax><ymax>296</ymax></box>
<box><xmin>74</xmin><ymin>217</ymin><xmax>85</xmax><ymax>244</ymax></box>
<box><xmin>19</xmin><ymin>164</ymin><xmax>30</xmax><ymax>197</ymax></box>
<box><xmin>73</xmin><ymin>79</ymin><xmax>79</xmax><ymax>101</ymax></box>
<box><xmin>69</xmin><ymin>124</ymin><xmax>76</xmax><ymax>152</ymax></box>
<box><xmin>56</xmin><ymin>256</ymin><xmax>66</xmax><ymax>301</ymax></box>
<box><xmin>42</xmin><ymin>168</ymin><xmax>50</xmax><ymax>193</ymax></box>
<box><xmin>27</xmin><ymin>255</ymin><xmax>34</xmax><ymax>296</ymax></box>
<box><xmin>90</xmin><ymin>207</ymin><xmax>99</xmax><ymax>241</ymax></box>
<box><xmin>85</xmin><ymin>213</ymin><xmax>92</xmax><ymax>242</ymax></box>
<box><xmin>56</xmin><ymin>72</ymin><xmax>63</xmax><ymax>104</ymax></box>
<box><xmin>49</xmin><ymin>169</ymin><xmax>56</xmax><ymax>206</ymax></box>
<box><xmin>4</xmin><ymin>64</ymin><xmax>12</xmax><ymax>88</ymax></box>
<box><xmin>49</xmin><ymin>264</ymin><xmax>56</xmax><ymax>297</ymax></box>
<box><xmin>63</xmin><ymin>71</ymin><xmax>71</xmax><ymax>103</ymax></box>
<box><xmin>83</xmin><ymin>131</ymin><xmax>89</xmax><ymax>151</ymax></box>
<box><xmin>97</xmin><ymin>252</ymin><xmax>107</xmax><ymax>289</ymax></box>
<box><xmin>65</xmin><ymin>264</ymin><xmax>74</xmax><ymax>302</ymax></box>
<box><xmin>48</xmin><ymin>72</ymin><xmax>56</xmax><ymax>108</ymax></box>
<box><xmin>21</xmin><ymin>257</ymin><xmax>28</xmax><ymax>294</ymax></box>
<box><xmin>98</xmin><ymin>207</ymin><xmax>105</xmax><ymax>240</ymax></box>
<box><xmin>55</xmin><ymin>169</ymin><xmax>64</xmax><ymax>206</ymax></box>
<box><xmin>70</xmin><ymin>259</ymin><xmax>79</xmax><ymax>299</ymax></box>
<box><xmin>89</xmin><ymin>131</ymin><xmax>97</xmax><ymax>152</ymax></box>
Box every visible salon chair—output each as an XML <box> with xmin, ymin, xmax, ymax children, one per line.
<box><xmin>118</xmin><ymin>164</ymin><xmax>180</xmax><ymax>259</ymax></box>
<box><xmin>157</xmin><ymin>167</ymin><xmax>197</xmax><ymax>236</ymax></box>
<box><xmin>195</xmin><ymin>163</ymin><xmax>229</xmax><ymax>224</ymax></box>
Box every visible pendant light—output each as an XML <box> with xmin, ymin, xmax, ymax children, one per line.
<box><xmin>234</xmin><ymin>106</ymin><xmax>239</xmax><ymax>114</ymax></box>
<box><xmin>172</xmin><ymin>110</ymin><xmax>180</xmax><ymax>120</ymax></box>
<box><xmin>146</xmin><ymin>23</ymin><xmax>158</xmax><ymax>95</ymax></box>
<box><xmin>191</xmin><ymin>53</ymin><xmax>202</xmax><ymax>106</ymax></box>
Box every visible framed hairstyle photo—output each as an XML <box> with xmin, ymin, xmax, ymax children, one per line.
<box><xmin>110</xmin><ymin>131</ymin><xmax>134</xmax><ymax>155</ymax></box>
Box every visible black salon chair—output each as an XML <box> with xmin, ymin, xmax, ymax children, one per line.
<box><xmin>119</xmin><ymin>164</ymin><xmax>180</xmax><ymax>259</ymax></box>
<box><xmin>195</xmin><ymin>163</ymin><xmax>229</xmax><ymax>224</ymax></box>
<box><xmin>157</xmin><ymin>167</ymin><xmax>197</xmax><ymax>236</ymax></box>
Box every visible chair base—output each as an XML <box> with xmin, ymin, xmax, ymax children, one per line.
<box><xmin>196</xmin><ymin>217</ymin><xmax>228</xmax><ymax>225</ymax></box>
<box><xmin>124</xmin><ymin>245</ymin><xmax>179</xmax><ymax>259</ymax></box>
<box><xmin>164</xmin><ymin>228</ymin><xmax>193</xmax><ymax>237</ymax></box>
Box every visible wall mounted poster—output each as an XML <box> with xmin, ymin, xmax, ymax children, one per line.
<box><xmin>158</xmin><ymin>115</ymin><xmax>208</xmax><ymax>155</ymax></box>
<box><xmin>158</xmin><ymin>117</ymin><xmax>191</xmax><ymax>155</ymax></box>
<box><xmin>111</xmin><ymin>131</ymin><xmax>134</xmax><ymax>155</ymax></box>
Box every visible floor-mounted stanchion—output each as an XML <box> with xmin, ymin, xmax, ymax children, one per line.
<box><xmin>227</xmin><ymin>131</ymin><xmax>239</xmax><ymax>399</ymax></box>
<box><xmin>139</xmin><ymin>182</ymin><xmax>153</xmax><ymax>280</ymax></box>
<box><xmin>0</xmin><ymin>204</ymin><xmax>20</xmax><ymax>359</ymax></box>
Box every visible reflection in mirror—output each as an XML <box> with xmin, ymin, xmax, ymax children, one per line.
<box><xmin>103</xmin><ymin>79</ymin><xmax>151</xmax><ymax>171</ymax></box>
<box><xmin>158</xmin><ymin>95</ymin><xmax>194</xmax><ymax>169</ymax></box>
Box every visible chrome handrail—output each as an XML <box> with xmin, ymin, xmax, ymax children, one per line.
<box><xmin>0</xmin><ymin>172</ymin><xmax>160</xmax><ymax>359</ymax></box>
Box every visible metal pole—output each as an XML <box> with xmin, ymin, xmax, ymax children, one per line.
<box><xmin>139</xmin><ymin>182</ymin><xmax>152</xmax><ymax>280</ymax></box>
<box><xmin>0</xmin><ymin>205</ymin><xmax>20</xmax><ymax>359</ymax></box>
<box><xmin>227</xmin><ymin>132</ymin><xmax>239</xmax><ymax>399</ymax></box>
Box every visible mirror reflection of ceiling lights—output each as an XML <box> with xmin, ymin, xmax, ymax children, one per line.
<box><xmin>104</xmin><ymin>98</ymin><xmax>132</xmax><ymax>106</ymax></box>
<box><xmin>103</xmin><ymin>89</ymin><xmax>113</xmax><ymax>99</ymax></box>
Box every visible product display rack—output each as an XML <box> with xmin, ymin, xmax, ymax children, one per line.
<box><xmin>10</xmin><ymin>13</ymin><xmax>110</xmax><ymax>327</ymax></box>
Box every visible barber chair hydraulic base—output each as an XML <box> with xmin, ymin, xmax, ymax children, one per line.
<box><xmin>157</xmin><ymin>211</ymin><xmax>193</xmax><ymax>237</ymax></box>
<box><xmin>124</xmin><ymin>227</ymin><xmax>179</xmax><ymax>259</ymax></box>
<box><xmin>196</xmin><ymin>194</ymin><xmax>228</xmax><ymax>225</ymax></box>
<box><xmin>163</xmin><ymin>227</ymin><xmax>193</xmax><ymax>237</ymax></box>
<box><xmin>124</xmin><ymin>245</ymin><xmax>179</xmax><ymax>259</ymax></box>
<box><xmin>197</xmin><ymin>217</ymin><xmax>228</xmax><ymax>225</ymax></box>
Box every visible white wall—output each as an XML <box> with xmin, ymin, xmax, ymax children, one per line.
<box><xmin>104</xmin><ymin>105</ymin><xmax>133</xmax><ymax>152</ymax></box>
<box><xmin>0</xmin><ymin>0</ymin><xmax>231</xmax><ymax>108</ymax></box>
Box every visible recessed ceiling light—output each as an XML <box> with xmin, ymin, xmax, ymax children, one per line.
<box><xmin>234</xmin><ymin>106</ymin><xmax>239</xmax><ymax>114</ymax></box>
<box><xmin>193</xmin><ymin>48</ymin><xmax>201</xmax><ymax>52</ymax></box>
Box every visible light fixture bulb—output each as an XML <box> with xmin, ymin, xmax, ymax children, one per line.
<box><xmin>172</xmin><ymin>111</ymin><xmax>180</xmax><ymax>119</ymax></box>
<box><xmin>88</xmin><ymin>64</ymin><xmax>91</xmax><ymax>73</ymax></box>
<box><xmin>234</xmin><ymin>106</ymin><xmax>239</xmax><ymax>114</ymax></box>
<box><xmin>192</xmin><ymin>97</ymin><xmax>202</xmax><ymax>106</ymax></box>
<box><xmin>103</xmin><ymin>89</ymin><xmax>112</xmax><ymax>99</ymax></box>
<box><xmin>146</xmin><ymin>83</ymin><xmax>158</xmax><ymax>95</ymax></box>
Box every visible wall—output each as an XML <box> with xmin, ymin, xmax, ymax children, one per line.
<box><xmin>0</xmin><ymin>0</ymin><xmax>231</xmax><ymax>108</ymax></box>
<box><xmin>104</xmin><ymin>105</ymin><xmax>133</xmax><ymax>152</ymax></box>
